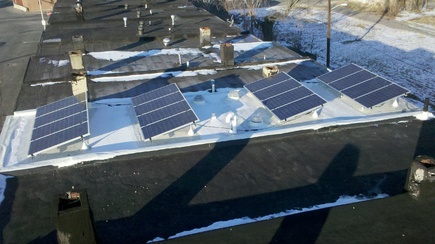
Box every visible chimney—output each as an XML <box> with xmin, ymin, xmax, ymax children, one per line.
<box><xmin>262</xmin><ymin>66</ymin><xmax>279</xmax><ymax>78</ymax></box>
<box><xmin>72</xmin><ymin>35</ymin><xmax>85</xmax><ymax>52</ymax></box>
<box><xmin>199</xmin><ymin>27</ymin><xmax>211</xmax><ymax>47</ymax></box>
<box><xmin>68</xmin><ymin>50</ymin><xmax>85</xmax><ymax>72</ymax></box>
<box><xmin>71</xmin><ymin>74</ymin><xmax>88</xmax><ymax>96</ymax></box>
<box><xmin>220</xmin><ymin>43</ymin><xmax>234</xmax><ymax>66</ymax></box>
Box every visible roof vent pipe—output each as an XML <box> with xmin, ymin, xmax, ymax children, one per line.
<box><xmin>137</xmin><ymin>10</ymin><xmax>141</xmax><ymax>18</ymax></box>
<box><xmin>123</xmin><ymin>17</ymin><xmax>127</xmax><ymax>27</ymax></box>
<box><xmin>210</xmin><ymin>79</ymin><xmax>215</xmax><ymax>93</ymax></box>
<box><xmin>171</xmin><ymin>15</ymin><xmax>175</xmax><ymax>26</ymax></box>
<box><xmin>145</xmin><ymin>3</ymin><xmax>148</xmax><ymax>9</ymax></box>
<box><xmin>124</xmin><ymin>3</ymin><xmax>128</xmax><ymax>9</ymax></box>
<box><xmin>163</xmin><ymin>37</ymin><xmax>170</xmax><ymax>46</ymax></box>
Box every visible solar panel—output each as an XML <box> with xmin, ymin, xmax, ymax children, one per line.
<box><xmin>341</xmin><ymin>77</ymin><xmax>389</xmax><ymax>99</ymax></box>
<box><xmin>317</xmin><ymin>64</ymin><xmax>361</xmax><ymax>84</ymax></box>
<box><xmin>244</xmin><ymin>72</ymin><xmax>290</xmax><ymax>93</ymax></box>
<box><xmin>132</xmin><ymin>83</ymin><xmax>199</xmax><ymax>140</ymax></box>
<box><xmin>29</xmin><ymin>93</ymin><xmax>89</xmax><ymax>155</ymax></box>
<box><xmin>317</xmin><ymin>64</ymin><xmax>409</xmax><ymax>108</ymax></box>
<box><xmin>273</xmin><ymin>95</ymin><xmax>326</xmax><ymax>121</ymax></box>
<box><xmin>355</xmin><ymin>84</ymin><xmax>409</xmax><ymax>108</ymax></box>
<box><xmin>245</xmin><ymin>72</ymin><xmax>326</xmax><ymax>121</ymax></box>
<box><xmin>328</xmin><ymin>70</ymin><xmax>376</xmax><ymax>91</ymax></box>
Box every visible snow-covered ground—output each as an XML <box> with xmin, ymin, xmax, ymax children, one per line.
<box><xmin>232</xmin><ymin>7</ymin><xmax>435</xmax><ymax>103</ymax></box>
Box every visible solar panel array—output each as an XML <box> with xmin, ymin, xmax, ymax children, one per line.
<box><xmin>29</xmin><ymin>93</ymin><xmax>89</xmax><ymax>155</ymax></box>
<box><xmin>317</xmin><ymin>64</ymin><xmax>409</xmax><ymax>108</ymax></box>
<box><xmin>245</xmin><ymin>72</ymin><xmax>326</xmax><ymax>121</ymax></box>
<box><xmin>131</xmin><ymin>84</ymin><xmax>199</xmax><ymax>140</ymax></box>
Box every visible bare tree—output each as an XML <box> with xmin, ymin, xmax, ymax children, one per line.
<box><xmin>284</xmin><ymin>0</ymin><xmax>302</xmax><ymax>16</ymax></box>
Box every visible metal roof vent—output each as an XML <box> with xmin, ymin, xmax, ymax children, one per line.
<box><xmin>228</xmin><ymin>90</ymin><xmax>240</xmax><ymax>100</ymax></box>
<box><xmin>193</xmin><ymin>95</ymin><xmax>205</xmax><ymax>104</ymax></box>
<box><xmin>163</xmin><ymin>37</ymin><xmax>171</xmax><ymax>46</ymax></box>
<box><xmin>250</xmin><ymin>114</ymin><xmax>264</xmax><ymax>128</ymax></box>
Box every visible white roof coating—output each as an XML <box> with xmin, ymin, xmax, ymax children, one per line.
<box><xmin>0</xmin><ymin>81</ymin><xmax>431</xmax><ymax>173</ymax></box>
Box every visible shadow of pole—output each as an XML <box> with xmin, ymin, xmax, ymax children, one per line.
<box><xmin>270</xmin><ymin>143</ymin><xmax>359</xmax><ymax>243</ymax></box>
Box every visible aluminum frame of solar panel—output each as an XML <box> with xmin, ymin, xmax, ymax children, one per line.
<box><xmin>29</xmin><ymin>93</ymin><xmax>89</xmax><ymax>155</ymax></box>
<box><xmin>132</xmin><ymin>84</ymin><xmax>199</xmax><ymax>140</ymax></box>
<box><xmin>245</xmin><ymin>72</ymin><xmax>327</xmax><ymax>121</ymax></box>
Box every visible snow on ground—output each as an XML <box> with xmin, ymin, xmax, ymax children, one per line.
<box><xmin>231</xmin><ymin>7</ymin><xmax>435</xmax><ymax>102</ymax></box>
<box><xmin>148</xmin><ymin>194</ymin><xmax>388</xmax><ymax>242</ymax></box>
<box><xmin>39</xmin><ymin>57</ymin><xmax>69</xmax><ymax>67</ymax></box>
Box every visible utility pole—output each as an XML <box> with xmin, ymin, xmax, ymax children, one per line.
<box><xmin>326</xmin><ymin>0</ymin><xmax>331</xmax><ymax>69</ymax></box>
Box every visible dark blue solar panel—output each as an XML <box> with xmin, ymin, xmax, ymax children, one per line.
<box><xmin>29</xmin><ymin>123</ymin><xmax>88</xmax><ymax>155</ymax></box>
<box><xmin>131</xmin><ymin>84</ymin><xmax>198</xmax><ymax>139</ymax></box>
<box><xmin>342</xmin><ymin>77</ymin><xmax>390</xmax><ymax>99</ymax></box>
<box><xmin>263</xmin><ymin>86</ymin><xmax>312</xmax><ymax>110</ymax></box>
<box><xmin>318</xmin><ymin>64</ymin><xmax>410</xmax><ymax>109</ymax></box>
<box><xmin>29</xmin><ymin>94</ymin><xmax>89</xmax><ymax>155</ymax></box>
<box><xmin>132</xmin><ymin>83</ymin><xmax>179</xmax><ymax>105</ymax></box>
<box><xmin>355</xmin><ymin>84</ymin><xmax>409</xmax><ymax>108</ymax></box>
<box><xmin>253</xmin><ymin>78</ymin><xmax>300</xmax><ymax>101</ymax></box>
<box><xmin>31</xmin><ymin>111</ymin><xmax>87</xmax><ymax>140</ymax></box>
<box><xmin>246</xmin><ymin>73</ymin><xmax>326</xmax><ymax>120</ymax></box>
<box><xmin>134</xmin><ymin>92</ymin><xmax>184</xmax><ymax>116</ymax></box>
<box><xmin>34</xmin><ymin>103</ymin><xmax>86</xmax><ymax>128</ymax></box>
<box><xmin>272</xmin><ymin>95</ymin><xmax>325</xmax><ymax>120</ymax></box>
<box><xmin>329</xmin><ymin>70</ymin><xmax>376</xmax><ymax>91</ymax></box>
<box><xmin>36</xmin><ymin>96</ymin><xmax>79</xmax><ymax>116</ymax></box>
<box><xmin>317</xmin><ymin>64</ymin><xmax>361</xmax><ymax>84</ymax></box>
<box><xmin>141</xmin><ymin>110</ymin><xmax>197</xmax><ymax>139</ymax></box>
<box><xmin>137</xmin><ymin>101</ymin><xmax>190</xmax><ymax>125</ymax></box>
<box><xmin>245</xmin><ymin>72</ymin><xmax>290</xmax><ymax>93</ymax></box>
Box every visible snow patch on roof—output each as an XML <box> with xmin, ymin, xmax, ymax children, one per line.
<box><xmin>148</xmin><ymin>194</ymin><xmax>389</xmax><ymax>242</ymax></box>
